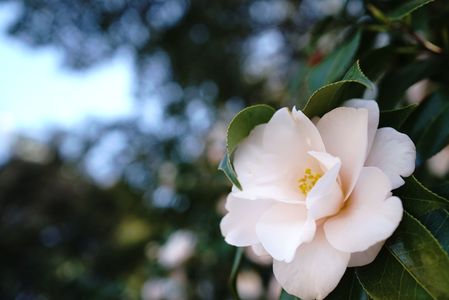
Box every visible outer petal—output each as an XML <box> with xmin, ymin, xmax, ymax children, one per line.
<box><xmin>344</xmin><ymin>99</ymin><xmax>379</xmax><ymax>153</ymax></box>
<box><xmin>306</xmin><ymin>151</ymin><xmax>344</xmax><ymax>220</ymax></box>
<box><xmin>348</xmin><ymin>241</ymin><xmax>384</xmax><ymax>267</ymax></box>
<box><xmin>316</xmin><ymin>107</ymin><xmax>368</xmax><ymax>197</ymax></box>
<box><xmin>220</xmin><ymin>193</ymin><xmax>273</xmax><ymax>247</ymax></box>
<box><xmin>324</xmin><ymin>167</ymin><xmax>403</xmax><ymax>253</ymax></box>
<box><xmin>256</xmin><ymin>203</ymin><xmax>315</xmax><ymax>262</ymax></box>
<box><xmin>234</xmin><ymin>108</ymin><xmax>323</xmax><ymax>202</ymax></box>
<box><xmin>366</xmin><ymin>127</ymin><xmax>416</xmax><ymax>189</ymax></box>
<box><xmin>273</xmin><ymin>228</ymin><xmax>350</xmax><ymax>300</ymax></box>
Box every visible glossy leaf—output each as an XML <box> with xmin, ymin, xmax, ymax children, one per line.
<box><xmin>226</xmin><ymin>104</ymin><xmax>275</xmax><ymax>155</ymax></box>
<box><xmin>386</xmin><ymin>212</ymin><xmax>449</xmax><ymax>298</ymax></box>
<box><xmin>218</xmin><ymin>153</ymin><xmax>242</xmax><ymax>190</ymax></box>
<box><xmin>302</xmin><ymin>61</ymin><xmax>373</xmax><ymax>117</ymax></box>
<box><xmin>433</xmin><ymin>181</ymin><xmax>449</xmax><ymax>200</ymax></box>
<box><xmin>419</xmin><ymin>209</ymin><xmax>449</xmax><ymax>253</ymax></box>
<box><xmin>379</xmin><ymin>104</ymin><xmax>417</xmax><ymax>129</ymax></box>
<box><xmin>403</xmin><ymin>91</ymin><xmax>449</xmax><ymax>140</ymax></box>
<box><xmin>415</xmin><ymin>100</ymin><xmax>449</xmax><ymax>160</ymax></box>
<box><xmin>402</xmin><ymin>90</ymin><xmax>449</xmax><ymax>161</ymax></box>
<box><xmin>326</xmin><ymin>269</ymin><xmax>369</xmax><ymax>300</ymax></box>
<box><xmin>308</xmin><ymin>31</ymin><xmax>361</xmax><ymax>93</ymax></box>
<box><xmin>377</xmin><ymin>60</ymin><xmax>438</xmax><ymax>109</ymax></box>
<box><xmin>359</xmin><ymin>46</ymin><xmax>397</xmax><ymax>82</ymax></box>
<box><xmin>395</xmin><ymin>176</ymin><xmax>449</xmax><ymax>217</ymax></box>
<box><xmin>342</xmin><ymin>61</ymin><xmax>374</xmax><ymax>87</ymax></box>
<box><xmin>385</xmin><ymin>0</ymin><xmax>434</xmax><ymax>21</ymax></box>
<box><xmin>356</xmin><ymin>247</ymin><xmax>432</xmax><ymax>300</ymax></box>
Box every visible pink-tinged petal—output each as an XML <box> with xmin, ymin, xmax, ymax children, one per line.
<box><xmin>324</xmin><ymin>167</ymin><xmax>403</xmax><ymax>253</ymax></box>
<box><xmin>366</xmin><ymin>127</ymin><xmax>416</xmax><ymax>189</ymax></box>
<box><xmin>308</xmin><ymin>150</ymin><xmax>341</xmax><ymax>172</ymax></box>
<box><xmin>251</xmin><ymin>243</ymin><xmax>270</xmax><ymax>256</ymax></box>
<box><xmin>348</xmin><ymin>241</ymin><xmax>384</xmax><ymax>267</ymax></box>
<box><xmin>316</xmin><ymin>107</ymin><xmax>368</xmax><ymax>197</ymax></box>
<box><xmin>234</xmin><ymin>108</ymin><xmax>322</xmax><ymax>203</ymax></box>
<box><xmin>256</xmin><ymin>203</ymin><xmax>315</xmax><ymax>262</ymax></box>
<box><xmin>262</xmin><ymin>107</ymin><xmax>324</xmax><ymax>156</ymax></box>
<box><xmin>306</xmin><ymin>152</ymin><xmax>344</xmax><ymax>220</ymax></box>
<box><xmin>292</xmin><ymin>107</ymin><xmax>326</xmax><ymax>152</ymax></box>
<box><xmin>344</xmin><ymin>99</ymin><xmax>379</xmax><ymax>152</ymax></box>
<box><xmin>273</xmin><ymin>228</ymin><xmax>350</xmax><ymax>300</ymax></box>
<box><xmin>220</xmin><ymin>193</ymin><xmax>273</xmax><ymax>247</ymax></box>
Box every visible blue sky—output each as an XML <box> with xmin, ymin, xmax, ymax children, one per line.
<box><xmin>0</xmin><ymin>3</ymin><xmax>135</xmax><ymax>163</ymax></box>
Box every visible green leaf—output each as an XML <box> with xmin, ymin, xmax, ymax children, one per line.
<box><xmin>226</xmin><ymin>104</ymin><xmax>275</xmax><ymax>155</ymax></box>
<box><xmin>358</xmin><ymin>212</ymin><xmax>449</xmax><ymax>299</ymax></box>
<box><xmin>302</xmin><ymin>61</ymin><xmax>373</xmax><ymax>118</ymax></box>
<box><xmin>218</xmin><ymin>153</ymin><xmax>242</xmax><ymax>190</ymax></box>
<box><xmin>229</xmin><ymin>247</ymin><xmax>243</xmax><ymax>300</ymax></box>
<box><xmin>342</xmin><ymin>61</ymin><xmax>374</xmax><ymax>88</ymax></box>
<box><xmin>356</xmin><ymin>247</ymin><xmax>432</xmax><ymax>300</ymax></box>
<box><xmin>419</xmin><ymin>209</ymin><xmax>449</xmax><ymax>253</ymax></box>
<box><xmin>415</xmin><ymin>99</ymin><xmax>449</xmax><ymax>160</ymax></box>
<box><xmin>403</xmin><ymin>91</ymin><xmax>449</xmax><ymax>141</ymax></box>
<box><xmin>386</xmin><ymin>212</ymin><xmax>449</xmax><ymax>298</ymax></box>
<box><xmin>279</xmin><ymin>289</ymin><xmax>299</xmax><ymax>300</ymax></box>
<box><xmin>402</xmin><ymin>90</ymin><xmax>449</xmax><ymax>161</ymax></box>
<box><xmin>308</xmin><ymin>31</ymin><xmax>361</xmax><ymax>93</ymax></box>
<box><xmin>385</xmin><ymin>0</ymin><xmax>434</xmax><ymax>21</ymax></box>
<box><xmin>326</xmin><ymin>269</ymin><xmax>369</xmax><ymax>300</ymax></box>
<box><xmin>379</xmin><ymin>104</ymin><xmax>417</xmax><ymax>130</ymax></box>
<box><xmin>395</xmin><ymin>176</ymin><xmax>449</xmax><ymax>217</ymax></box>
<box><xmin>358</xmin><ymin>46</ymin><xmax>396</xmax><ymax>82</ymax></box>
<box><xmin>377</xmin><ymin>60</ymin><xmax>438</xmax><ymax>110</ymax></box>
<box><xmin>433</xmin><ymin>181</ymin><xmax>449</xmax><ymax>200</ymax></box>
<box><xmin>219</xmin><ymin>104</ymin><xmax>275</xmax><ymax>189</ymax></box>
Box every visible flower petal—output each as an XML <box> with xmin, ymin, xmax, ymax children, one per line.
<box><xmin>251</xmin><ymin>243</ymin><xmax>270</xmax><ymax>256</ymax></box>
<box><xmin>348</xmin><ymin>241</ymin><xmax>384</xmax><ymax>267</ymax></box>
<box><xmin>292</xmin><ymin>107</ymin><xmax>326</xmax><ymax>152</ymax></box>
<box><xmin>366</xmin><ymin>127</ymin><xmax>416</xmax><ymax>189</ymax></box>
<box><xmin>344</xmin><ymin>99</ymin><xmax>379</xmax><ymax>152</ymax></box>
<box><xmin>273</xmin><ymin>228</ymin><xmax>350</xmax><ymax>300</ymax></box>
<box><xmin>308</xmin><ymin>150</ymin><xmax>341</xmax><ymax>171</ymax></box>
<box><xmin>324</xmin><ymin>167</ymin><xmax>403</xmax><ymax>253</ymax></box>
<box><xmin>306</xmin><ymin>151</ymin><xmax>344</xmax><ymax>220</ymax></box>
<box><xmin>316</xmin><ymin>107</ymin><xmax>368</xmax><ymax>197</ymax></box>
<box><xmin>256</xmin><ymin>203</ymin><xmax>315</xmax><ymax>262</ymax></box>
<box><xmin>220</xmin><ymin>193</ymin><xmax>273</xmax><ymax>247</ymax></box>
<box><xmin>233</xmin><ymin>108</ymin><xmax>323</xmax><ymax>203</ymax></box>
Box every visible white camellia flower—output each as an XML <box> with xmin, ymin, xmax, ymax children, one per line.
<box><xmin>220</xmin><ymin>100</ymin><xmax>416</xmax><ymax>300</ymax></box>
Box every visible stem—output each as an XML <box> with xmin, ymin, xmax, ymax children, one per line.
<box><xmin>405</xmin><ymin>27</ymin><xmax>443</xmax><ymax>54</ymax></box>
<box><xmin>367</xmin><ymin>3</ymin><xmax>443</xmax><ymax>55</ymax></box>
<box><xmin>229</xmin><ymin>247</ymin><xmax>243</xmax><ymax>300</ymax></box>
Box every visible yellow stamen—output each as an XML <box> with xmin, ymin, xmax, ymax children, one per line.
<box><xmin>298</xmin><ymin>168</ymin><xmax>322</xmax><ymax>195</ymax></box>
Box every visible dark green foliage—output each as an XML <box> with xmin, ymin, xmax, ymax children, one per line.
<box><xmin>326</xmin><ymin>270</ymin><xmax>369</xmax><ymax>300</ymax></box>
<box><xmin>3</xmin><ymin>0</ymin><xmax>449</xmax><ymax>299</ymax></box>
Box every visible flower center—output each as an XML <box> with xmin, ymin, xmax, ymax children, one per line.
<box><xmin>298</xmin><ymin>168</ymin><xmax>322</xmax><ymax>195</ymax></box>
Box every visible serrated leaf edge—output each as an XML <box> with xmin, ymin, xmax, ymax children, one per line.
<box><xmin>303</xmin><ymin>60</ymin><xmax>374</xmax><ymax>114</ymax></box>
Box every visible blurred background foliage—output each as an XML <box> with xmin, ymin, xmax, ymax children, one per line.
<box><xmin>1</xmin><ymin>0</ymin><xmax>449</xmax><ymax>299</ymax></box>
